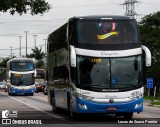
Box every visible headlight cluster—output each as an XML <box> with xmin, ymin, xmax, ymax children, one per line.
<box><xmin>77</xmin><ymin>93</ymin><xmax>94</xmax><ymax>101</ymax></box>
<box><xmin>11</xmin><ymin>85</ymin><xmax>18</xmax><ymax>90</ymax></box>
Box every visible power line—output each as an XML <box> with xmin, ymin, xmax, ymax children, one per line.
<box><xmin>53</xmin><ymin>3</ymin><xmax>119</xmax><ymax>8</ymax></box>
<box><xmin>0</xmin><ymin>32</ymin><xmax>48</xmax><ymax>36</ymax></box>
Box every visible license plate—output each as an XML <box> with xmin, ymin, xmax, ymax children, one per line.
<box><xmin>106</xmin><ymin>107</ymin><xmax>117</xmax><ymax>111</ymax></box>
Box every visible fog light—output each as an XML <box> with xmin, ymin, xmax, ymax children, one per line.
<box><xmin>78</xmin><ymin>103</ymin><xmax>88</xmax><ymax>110</ymax></box>
<box><xmin>135</xmin><ymin>103</ymin><xmax>142</xmax><ymax>109</ymax></box>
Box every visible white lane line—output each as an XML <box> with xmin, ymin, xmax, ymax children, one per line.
<box><xmin>0</xmin><ymin>92</ymin><xmax>66</xmax><ymax>121</ymax></box>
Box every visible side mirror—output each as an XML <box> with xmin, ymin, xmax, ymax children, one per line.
<box><xmin>9</xmin><ymin>70</ymin><xmax>11</xmax><ymax>78</ymax></box>
<box><xmin>70</xmin><ymin>45</ymin><xmax>76</xmax><ymax>67</ymax></box>
<box><xmin>142</xmin><ymin>45</ymin><xmax>151</xmax><ymax>67</ymax></box>
<box><xmin>34</xmin><ymin>70</ymin><xmax>37</xmax><ymax>77</ymax></box>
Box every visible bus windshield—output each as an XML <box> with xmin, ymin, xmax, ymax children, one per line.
<box><xmin>11</xmin><ymin>62</ymin><xmax>34</xmax><ymax>71</ymax></box>
<box><xmin>77</xmin><ymin>19</ymin><xmax>139</xmax><ymax>44</ymax></box>
<box><xmin>77</xmin><ymin>55</ymin><xmax>142</xmax><ymax>90</ymax></box>
<box><xmin>11</xmin><ymin>73</ymin><xmax>34</xmax><ymax>86</ymax></box>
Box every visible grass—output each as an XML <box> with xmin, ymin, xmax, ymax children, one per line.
<box><xmin>150</xmin><ymin>101</ymin><xmax>160</xmax><ymax>105</ymax></box>
<box><xmin>144</xmin><ymin>96</ymin><xmax>160</xmax><ymax>106</ymax></box>
<box><xmin>144</xmin><ymin>96</ymin><xmax>160</xmax><ymax>101</ymax></box>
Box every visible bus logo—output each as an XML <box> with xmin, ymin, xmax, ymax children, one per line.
<box><xmin>109</xmin><ymin>98</ymin><xmax>114</xmax><ymax>103</ymax></box>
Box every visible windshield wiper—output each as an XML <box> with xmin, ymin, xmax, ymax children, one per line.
<box><xmin>127</xmin><ymin>83</ymin><xmax>142</xmax><ymax>89</ymax></box>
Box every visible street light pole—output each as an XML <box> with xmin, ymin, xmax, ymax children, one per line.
<box><xmin>24</xmin><ymin>31</ymin><xmax>29</xmax><ymax>57</ymax></box>
<box><xmin>18</xmin><ymin>36</ymin><xmax>22</xmax><ymax>57</ymax></box>
<box><xmin>10</xmin><ymin>46</ymin><xmax>13</xmax><ymax>58</ymax></box>
<box><xmin>43</xmin><ymin>39</ymin><xmax>47</xmax><ymax>54</ymax></box>
<box><xmin>33</xmin><ymin>35</ymin><xmax>37</xmax><ymax>48</ymax></box>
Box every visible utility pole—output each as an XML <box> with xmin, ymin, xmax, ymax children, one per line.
<box><xmin>121</xmin><ymin>0</ymin><xmax>139</xmax><ymax>17</ymax></box>
<box><xmin>18</xmin><ymin>36</ymin><xmax>22</xmax><ymax>57</ymax></box>
<box><xmin>33</xmin><ymin>35</ymin><xmax>37</xmax><ymax>48</ymax></box>
<box><xmin>43</xmin><ymin>39</ymin><xmax>47</xmax><ymax>54</ymax></box>
<box><xmin>24</xmin><ymin>31</ymin><xmax>29</xmax><ymax>57</ymax></box>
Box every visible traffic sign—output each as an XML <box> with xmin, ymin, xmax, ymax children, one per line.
<box><xmin>147</xmin><ymin>78</ymin><xmax>153</xmax><ymax>89</ymax></box>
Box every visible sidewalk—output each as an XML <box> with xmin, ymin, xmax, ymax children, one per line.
<box><xmin>144</xmin><ymin>99</ymin><xmax>160</xmax><ymax>108</ymax></box>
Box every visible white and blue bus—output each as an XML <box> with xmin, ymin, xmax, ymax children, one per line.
<box><xmin>6</xmin><ymin>58</ymin><xmax>37</xmax><ymax>96</ymax></box>
<box><xmin>47</xmin><ymin>15</ymin><xmax>151</xmax><ymax>119</ymax></box>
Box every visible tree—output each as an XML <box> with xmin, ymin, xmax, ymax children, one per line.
<box><xmin>138</xmin><ymin>11</ymin><xmax>160</xmax><ymax>96</ymax></box>
<box><xmin>0</xmin><ymin>0</ymin><xmax>51</xmax><ymax>15</ymax></box>
<box><xmin>28</xmin><ymin>46</ymin><xmax>45</xmax><ymax>60</ymax></box>
<box><xmin>0</xmin><ymin>57</ymin><xmax>11</xmax><ymax>81</ymax></box>
<box><xmin>27</xmin><ymin>47</ymin><xmax>45</xmax><ymax>68</ymax></box>
<box><xmin>0</xmin><ymin>57</ymin><xmax>11</xmax><ymax>68</ymax></box>
<box><xmin>139</xmin><ymin>11</ymin><xmax>160</xmax><ymax>63</ymax></box>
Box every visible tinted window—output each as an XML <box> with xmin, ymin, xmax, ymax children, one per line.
<box><xmin>76</xmin><ymin>55</ymin><xmax>142</xmax><ymax>90</ymax></box>
<box><xmin>77</xmin><ymin>19</ymin><xmax>139</xmax><ymax>44</ymax></box>
<box><xmin>11</xmin><ymin>73</ymin><xmax>34</xmax><ymax>86</ymax></box>
<box><xmin>11</xmin><ymin>62</ymin><xmax>34</xmax><ymax>71</ymax></box>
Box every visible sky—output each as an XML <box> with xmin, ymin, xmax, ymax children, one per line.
<box><xmin>0</xmin><ymin>0</ymin><xmax>159</xmax><ymax>58</ymax></box>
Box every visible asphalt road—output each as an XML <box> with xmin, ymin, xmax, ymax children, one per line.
<box><xmin>0</xmin><ymin>90</ymin><xmax>160</xmax><ymax>127</ymax></box>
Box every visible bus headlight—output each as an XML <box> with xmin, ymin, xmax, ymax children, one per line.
<box><xmin>135</xmin><ymin>103</ymin><xmax>143</xmax><ymax>109</ymax></box>
<box><xmin>11</xmin><ymin>85</ymin><xmax>17</xmax><ymax>90</ymax></box>
<box><xmin>78</xmin><ymin>103</ymin><xmax>88</xmax><ymax>110</ymax></box>
<box><xmin>77</xmin><ymin>93</ymin><xmax>94</xmax><ymax>101</ymax></box>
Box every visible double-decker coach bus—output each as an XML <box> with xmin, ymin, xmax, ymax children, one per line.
<box><xmin>47</xmin><ymin>15</ymin><xmax>151</xmax><ymax>119</ymax></box>
<box><xmin>35</xmin><ymin>68</ymin><xmax>45</xmax><ymax>82</ymax></box>
<box><xmin>6</xmin><ymin>58</ymin><xmax>37</xmax><ymax>96</ymax></box>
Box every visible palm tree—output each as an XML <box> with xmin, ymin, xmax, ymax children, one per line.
<box><xmin>28</xmin><ymin>47</ymin><xmax>45</xmax><ymax>60</ymax></box>
<box><xmin>27</xmin><ymin>47</ymin><xmax>45</xmax><ymax>68</ymax></box>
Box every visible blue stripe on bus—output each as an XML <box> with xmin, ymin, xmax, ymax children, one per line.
<box><xmin>10</xmin><ymin>88</ymin><xmax>35</xmax><ymax>95</ymax></box>
<box><xmin>75</xmin><ymin>97</ymin><xmax>143</xmax><ymax>113</ymax></box>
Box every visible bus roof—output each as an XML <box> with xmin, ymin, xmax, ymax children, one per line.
<box><xmin>70</xmin><ymin>15</ymin><xmax>135</xmax><ymax>20</ymax></box>
<box><xmin>7</xmin><ymin>58</ymin><xmax>35</xmax><ymax>63</ymax></box>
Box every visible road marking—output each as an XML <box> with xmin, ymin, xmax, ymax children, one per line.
<box><xmin>0</xmin><ymin>92</ymin><xmax>66</xmax><ymax>121</ymax></box>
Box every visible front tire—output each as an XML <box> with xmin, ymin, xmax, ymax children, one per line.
<box><xmin>123</xmin><ymin>112</ymin><xmax>133</xmax><ymax>119</ymax></box>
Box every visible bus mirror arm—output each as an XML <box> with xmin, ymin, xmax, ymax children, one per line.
<box><xmin>9</xmin><ymin>70</ymin><xmax>11</xmax><ymax>78</ymax></box>
<box><xmin>70</xmin><ymin>45</ymin><xmax>76</xmax><ymax>67</ymax></box>
<box><xmin>34</xmin><ymin>70</ymin><xmax>37</xmax><ymax>77</ymax></box>
<box><xmin>142</xmin><ymin>45</ymin><xmax>151</xmax><ymax>67</ymax></box>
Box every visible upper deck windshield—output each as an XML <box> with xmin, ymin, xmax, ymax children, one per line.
<box><xmin>77</xmin><ymin>19</ymin><xmax>139</xmax><ymax>44</ymax></box>
<box><xmin>11</xmin><ymin>73</ymin><xmax>34</xmax><ymax>86</ymax></box>
<box><xmin>11</xmin><ymin>62</ymin><xmax>34</xmax><ymax>71</ymax></box>
<box><xmin>77</xmin><ymin>55</ymin><xmax>142</xmax><ymax>91</ymax></box>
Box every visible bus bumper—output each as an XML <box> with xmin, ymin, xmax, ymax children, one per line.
<box><xmin>75</xmin><ymin>97</ymin><xmax>143</xmax><ymax>114</ymax></box>
<box><xmin>9</xmin><ymin>88</ymin><xmax>35</xmax><ymax>95</ymax></box>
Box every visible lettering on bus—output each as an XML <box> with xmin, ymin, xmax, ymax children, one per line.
<box><xmin>14</xmin><ymin>74</ymin><xmax>21</xmax><ymax>77</ymax></box>
<box><xmin>101</xmin><ymin>51</ymin><xmax>119</xmax><ymax>56</ymax></box>
<box><xmin>90</xmin><ymin>58</ymin><xmax>102</xmax><ymax>63</ymax></box>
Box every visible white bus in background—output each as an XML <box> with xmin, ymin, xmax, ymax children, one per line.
<box><xmin>47</xmin><ymin>15</ymin><xmax>151</xmax><ymax>119</ymax></box>
<box><xmin>6</xmin><ymin>58</ymin><xmax>37</xmax><ymax>96</ymax></box>
<box><xmin>35</xmin><ymin>68</ymin><xmax>45</xmax><ymax>82</ymax></box>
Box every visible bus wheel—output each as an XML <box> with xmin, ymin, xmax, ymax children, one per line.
<box><xmin>123</xmin><ymin>112</ymin><xmax>133</xmax><ymax>119</ymax></box>
<box><xmin>8</xmin><ymin>92</ymin><xmax>11</xmax><ymax>96</ymax></box>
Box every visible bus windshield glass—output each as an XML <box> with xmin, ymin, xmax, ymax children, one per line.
<box><xmin>77</xmin><ymin>55</ymin><xmax>141</xmax><ymax>90</ymax></box>
<box><xmin>11</xmin><ymin>62</ymin><xmax>34</xmax><ymax>71</ymax></box>
<box><xmin>11</xmin><ymin>73</ymin><xmax>34</xmax><ymax>86</ymax></box>
<box><xmin>77</xmin><ymin>19</ymin><xmax>139</xmax><ymax>44</ymax></box>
